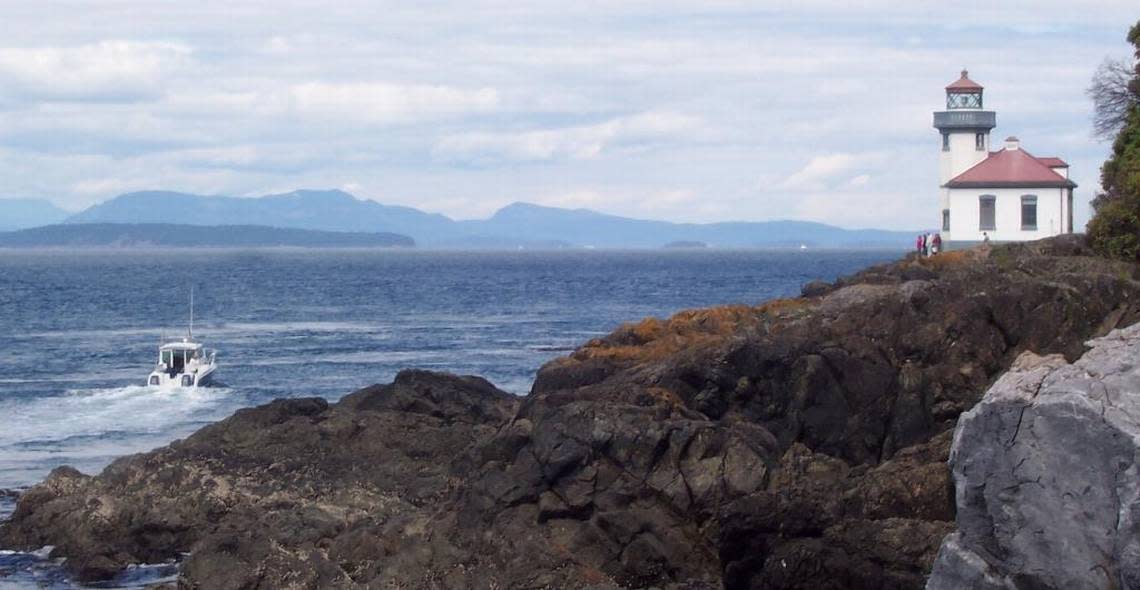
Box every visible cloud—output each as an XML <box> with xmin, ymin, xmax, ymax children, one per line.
<box><xmin>786</xmin><ymin>188</ymin><xmax>933</xmax><ymax>229</ymax></box>
<box><xmin>433</xmin><ymin>111</ymin><xmax>704</xmax><ymax>163</ymax></box>
<box><xmin>847</xmin><ymin>174</ymin><xmax>871</xmax><ymax>187</ymax></box>
<box><xmin>780</xmin><ymin>153</ymin><xmax>859</xmax><ymax>191</ymax></box>
<box><xmin>287</xmin><ymin>82</ymin><xmax>499</xmax><ymax>124</ymax></box>
<box><xmin>0</xmin><ymin>41</ymin><xmax>190</xmax><ymax>103</ymax></box>
<box><xmin>261</xmin><ymin>36</ymin><xmax>294</xmax><ymax>55</ymax></box>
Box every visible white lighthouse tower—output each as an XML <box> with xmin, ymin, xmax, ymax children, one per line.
<box><xmin>933</xmin><ymin>70</ymin><xmax>1075</xmax><ymax>245</ymax></box>
<box><xmin>933</xmin><ymin>70</ymin><xmax>996</xmax><ymax>234</ymax></box>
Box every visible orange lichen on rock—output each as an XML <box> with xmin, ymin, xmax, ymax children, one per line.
<box><xmin>629</xmin><ymin>316</ymin><xmax>667</xmax><ymax>343</ymax></box>
<box><xmin>663</xmin><ymin>304</ymin><xmax>758</xmax><ymax>335</ymax></box>
<box><xmin>755</xmin><ymin>297</ymin><xmax>812</xmax><ymax>316</ymax></box>
<box><xmin>572</xmin><ymin>334</ymin><xmax>721</xmax><ymax>363</ymax></box>
<box><xmin>644</xmin><ymin>386</ymin><xmax>685</xmax><ymax>409</ymax></box>
<box><xmin>573</xmin><ymin>301</ymin><xmax>810</xmax><ymax>364</ymax></box>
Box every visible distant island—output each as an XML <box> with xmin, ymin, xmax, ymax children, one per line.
<box><xmin>0</xmin><ymin>223</ymin><xmax>414</xmax><ymax>249</ymax></box>
<box><xmin>663</xmin><ymin>240</ymin><xmax>709</xmax><ymax>249</ymax></box>
<box><xmin>0</xmin><ymin>198</ymin><xmax>70</xmax><ymax>231</ymax></box>
<box><xmin>1</xmin><ymin>189</ymin><xmax>917</xmax><ymax>249</ymax></box>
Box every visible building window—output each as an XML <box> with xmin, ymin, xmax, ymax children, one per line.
<box><xmin>979</xmin><ymin>195</ymin><xmax>996</xmax><ymax>231</ymax></box>
<box><xmin>942</xmin><ymin>209</ymin><xmax>950</xmax><ymax>231</ymax></box>
<box><xmin>1021</xmin><ymin>195</ymin><xmax>1037</xmax><ymax>231</ymax></box>
<box><xmin>975</xmin><ymin>133</ymin><xmax>985</xmax><ymax>151</ymax></box>
<box><xmin>942</xmin><ymin>133</ymin><xmax>949</xmax><ymax>152</ymax></box>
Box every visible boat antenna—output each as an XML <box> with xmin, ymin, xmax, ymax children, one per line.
<box><xmin>188</xmin><ymin>286</ymin><xmax>194</xmax><ymax>341</ymax></box>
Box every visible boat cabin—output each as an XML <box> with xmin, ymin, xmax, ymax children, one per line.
<box><xmin>158</xmin><ymin>342</ymin><xmax>204</xmax><ymax>376</ymax></box>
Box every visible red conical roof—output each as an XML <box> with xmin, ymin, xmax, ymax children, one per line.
<box><xmin>946</xmin><ymin>69</ymin><xmax>983</xmax><ymax>92</ymax></box>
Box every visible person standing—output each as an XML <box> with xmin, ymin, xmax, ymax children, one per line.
<box><xmin>932</xmin><ymin>233</ymin><xmax>942</xmax><ymax>254</ymax></box>
<box><xmin>916</xmin><ymin>234</ymin><xmax>924</xmax><ymax>255</ymax></box>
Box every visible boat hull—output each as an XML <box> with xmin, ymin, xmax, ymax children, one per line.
<box><xmin>147</xmin><ymin>364</ymin><xmax>217</xmax><ymax>389</ymax></box>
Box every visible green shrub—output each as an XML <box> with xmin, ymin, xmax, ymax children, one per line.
<box><xmin>1088</xmin><ymin>197</ymin><xmax>1140</xmax><ymax>260</ymax></box>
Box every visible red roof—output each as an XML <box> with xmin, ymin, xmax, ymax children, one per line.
<box><xmin>946</xmin><ymin>69</ymin><xmax>983</xmax><ymax>92</ymax></box>
<box><xmin>946</xmin><ymin>147</ymin><xmax>1077</xmax><ymax>189</ymax></box>
<box><xmin>1036</xmin><ymin>156</ymin><xmax>1069</xmax><ymax>168</ymax></box>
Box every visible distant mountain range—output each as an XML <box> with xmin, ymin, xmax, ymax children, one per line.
<box><xmin>3</xmin><ymin>190</ymin><xmax>915</xmax><ymax>248</ymax></box>
<box><xmin>0</xmin><ymin>198</ymin><xmax>71</xmax><ymax>231</ymax></box>
<box><xmin>0</xmin><ymin>223</ymin><xmax>414</xmax><ymax>248</ymax></box>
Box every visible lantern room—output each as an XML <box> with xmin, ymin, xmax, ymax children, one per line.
<box><xmin>945</xmin><ymin>69</ymin><xmax>984</xmax><ymax>109</ymax></box>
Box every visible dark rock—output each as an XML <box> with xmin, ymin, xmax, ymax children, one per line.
<box><xmin>899</xmin><ymin>264</ymin><xmax>938</xmax><ymax>282</ymax></box>
<box><xmin>800</xmin><ymin>279</ymin><xmax>832</xmax><ymax>297</ymax></box>
<box><xmin>2</xmin><ymin>237</ymin><xmax>1138</xmax><ymax>588</ymax></box>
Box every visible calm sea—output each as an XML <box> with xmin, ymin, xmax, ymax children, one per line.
<box><xmin>0</xmin><ymin>248</ymin><xmax>899</xmax><ymax>587</ymax></box>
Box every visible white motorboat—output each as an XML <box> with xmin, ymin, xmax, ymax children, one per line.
<box><xmin>148</xmin><ymin>340</ymin><xmax>217</xmax><ymax>388</ymax></box>
<box><xmin>147</xmin><ymin>289</ymin><xmax>217</xmax><ymax>388</ymax></box>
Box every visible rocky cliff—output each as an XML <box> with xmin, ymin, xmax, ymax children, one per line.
<box><xmin>927</xmin><ymin>323</ymin><xmax>1140</xmax><ymax>589</ymax></box>
<box><xmin>2</xmin><ymin>236</ymin><xmax>1139</xmax><ymax>589</ymax></box>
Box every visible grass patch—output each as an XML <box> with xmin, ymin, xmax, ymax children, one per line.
<box><xmin>918</xmin><ymin>249</ymin><xmax>973</xmax><ymax>270</ymax></box>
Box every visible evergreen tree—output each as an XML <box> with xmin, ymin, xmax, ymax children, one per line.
<box><xmin>1087</xmin><ymin>21</ymin><xmax>1140</xmax><ymax>260</ymax></box>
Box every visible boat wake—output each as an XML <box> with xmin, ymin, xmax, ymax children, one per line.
<box><xmin>0</xmin><ymin>385</ymin><xmax>238</xmax><ymax>490</ymax></box>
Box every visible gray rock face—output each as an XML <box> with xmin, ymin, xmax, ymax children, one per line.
<box><xmin>928</xmin><ymin>323</ymin><xmax>1140</xmax><ymax>590</ymax></box>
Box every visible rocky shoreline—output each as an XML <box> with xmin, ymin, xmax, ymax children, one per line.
<box><xmin>2</xmin><ymin>235</ymin><xmax>1138</xmax><ymax>588</ymax></box>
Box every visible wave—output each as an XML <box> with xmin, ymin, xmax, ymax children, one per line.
<box><xmin>0</xmin><ymin>385</ymin><xmax>236</xmax><ymax>450</ymax></box>
<box><xmin>0</xmin><ymin>546</ymin><xmax>176</xmax><ymax>590</ymax></box>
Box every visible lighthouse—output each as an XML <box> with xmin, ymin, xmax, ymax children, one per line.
<box><xmin>934</xmin><ymin>71</ymin><xmax>995</xmax><ymax>191</ymax></box>
<box><xmin>933</xmin><ymin>70</ymin><xmax>1075</xmax><ymax>245</ymax></box>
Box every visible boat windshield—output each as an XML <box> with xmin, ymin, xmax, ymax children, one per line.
<box><xmin>161</xmin><ymin>347</ymin><xmax>201</xmax><ymax>374</ymax></box>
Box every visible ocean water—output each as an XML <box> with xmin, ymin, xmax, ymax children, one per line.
<box><xmin>0</xmin><ymin>248</ymin><xmax>899</xmax><ymax>587</ymax></box>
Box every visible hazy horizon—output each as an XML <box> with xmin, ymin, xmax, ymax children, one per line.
<box><xmin>4</xmin><ymin>188</ymin><xmax>929</xmax><ymax>230</ymax></box>
<box><xmin>1</xmin><ymin>2</ymin><xmax>1136</xmax><ymax>231</ymax></box>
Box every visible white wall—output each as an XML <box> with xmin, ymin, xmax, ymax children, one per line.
<box><xmin>944</xmin><ymin>187</ymin><xmax>1068</xmax><ymax>242</ymax></box>
<box><xmin>938</xmin><ymin>130</ymin><xmax>989</xmax><ymax>185</ymax></box>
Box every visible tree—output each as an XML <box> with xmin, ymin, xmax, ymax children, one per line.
<box><xmin>1089</xmin><ymin>58</ymin><xmax>1140</xmax><ymax>140</ymax></box>
<box><xmin>1087</xmin><ymin>20</ymin><xmax>1140</xmax><ymax>260</ymax></box>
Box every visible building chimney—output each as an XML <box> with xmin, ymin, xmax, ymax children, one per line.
<box><xmin>1004</xmin><ymin>136</ymin><xmax>1020</xmax><ymax>150</ymax></box>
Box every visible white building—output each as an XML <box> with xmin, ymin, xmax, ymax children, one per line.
<box><xmin>933</xmin><ymin>70</ymin><xmax>1076</xmax><ymax>245</ymax></box>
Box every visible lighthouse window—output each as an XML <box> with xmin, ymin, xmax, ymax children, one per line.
<box><xmin>1021</xmin><ymin>195</ymin><xmax>1037</xmax><ymax>230</ymax></box>
<box><xmin>947</xmin><ymin>92</ymin><xmax>982</xmax><ymax>109</ymax></box>
<box><xmin>979</xmin><ymin>195</ymin><xmax>996</xmax><ymax>231</ymax></box>
<box><xmin>975</xmin><ymin>133</ymin><xmax>985</xmax><ymax>151</ymax></box>
<box><xmin>942</xmin><ymin>133</ymin><xmax>949</xmax><ymax>151</ymax></box>
<box><xmin>942</xmin><ymin>209</ymin><xmax>950</xmax><ymax>231</ymax></box>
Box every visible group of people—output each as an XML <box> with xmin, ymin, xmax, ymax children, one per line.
<box><xmin>916</xmin><ymin>232</ymin><xmax>942</xmax><ymax>257</ymax></box>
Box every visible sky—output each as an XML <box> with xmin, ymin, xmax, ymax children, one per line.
<box><xmin>0</xmin><ymin>1</ymin><xmax>1136</xmax><ymax>230</ymax></box>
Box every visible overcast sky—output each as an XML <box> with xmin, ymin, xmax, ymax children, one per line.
<box><xmin>0</xmin><ymin>1</ymin><xmax>1136</xmax><ymax>230</ymax></box>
